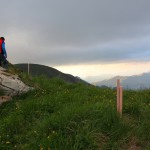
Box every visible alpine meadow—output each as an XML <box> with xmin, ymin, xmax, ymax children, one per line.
<box><xmin>0</xmin><ymin>69</ymin><xmax>149</xmax><ymax>150</ymax></box>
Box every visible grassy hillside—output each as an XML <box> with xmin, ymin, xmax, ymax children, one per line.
<box><xmin>15</xmin><ymin>64</ymin><xmax>87</xmax><ymax>84</ymax></box>
<box><xmin>0</xmin><ymin>76</ymin><xmax>149</xmax><ymax>149</ymax></box>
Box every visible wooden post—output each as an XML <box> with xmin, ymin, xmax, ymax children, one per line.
<box><xmin>117</xmin><ymin>79</ymin><xmax>123</xmax><ymax>117</ymax></box>
<box><xmin>117</xmin><ymin>79</ymin><xmax>120</xmax><ymax>112</ymax></box>
<box><xmin>28</xmin><ymin>63</ymin><xmax>30</xmax><ymax>75</ymax></box>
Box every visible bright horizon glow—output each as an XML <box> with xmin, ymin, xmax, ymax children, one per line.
<box><xmin>55</xmin><ymin>62</ymin><xmax>150</xmax><ymax>82</ymax></box>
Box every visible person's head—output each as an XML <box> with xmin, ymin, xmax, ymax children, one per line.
<box><xmin>0</xmin><ymin>37</ymin><xmax>5</xmax><ymax>41</ymax></box>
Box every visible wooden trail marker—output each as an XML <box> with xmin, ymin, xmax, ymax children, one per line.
<box><xmin>117</xmin><ymin>79</ymin><xmax>123</xmax><ymax>117</ymax></box>
<box><xmin>28</xmin><ymin>63</ymin><xmax>30</xmax><ymax>75</ymax></box>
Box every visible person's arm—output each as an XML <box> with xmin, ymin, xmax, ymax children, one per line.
<box><xmin>2</xmin><ymin>43</ymin><xmax>7</xmax><ymax>58</ymax></box>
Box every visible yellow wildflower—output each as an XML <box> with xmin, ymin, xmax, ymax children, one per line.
<box><xmin>6</xmin><ymin>141</ymin><xmax>11</xmax><ymax>144</ymax></box>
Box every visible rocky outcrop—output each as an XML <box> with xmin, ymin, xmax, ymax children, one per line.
<box><xmin>0</xmin><ymin>67</ymin><xmax>33</xmax><ymax>96</ymax></box>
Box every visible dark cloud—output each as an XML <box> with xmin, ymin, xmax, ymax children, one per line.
<box><xmin>1</xmin><ymin>0</ymin><xmax>150</xmax><ymax>66</ymax></box>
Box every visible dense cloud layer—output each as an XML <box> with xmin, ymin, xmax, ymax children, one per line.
<box><xmin>1</xmin><ymin>0</ymin><xmax>150</xmax><ymax>66</ymax></box>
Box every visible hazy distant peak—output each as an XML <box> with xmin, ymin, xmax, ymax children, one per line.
<box><xmin>94</xmin><ymin>72</ymin><xmax>150</xmax><ymax>90</ymax></box>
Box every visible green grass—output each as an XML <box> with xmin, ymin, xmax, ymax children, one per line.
<box><xmin>0</xmin><ymin>76</ymin><xmax>149</xmax><ymax>149</ymax></box>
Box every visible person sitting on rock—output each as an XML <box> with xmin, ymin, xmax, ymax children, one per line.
<box><xmin>0</xmin><ymin>37</ymin><xmax>8</xmax><ymax>68</ymax></box>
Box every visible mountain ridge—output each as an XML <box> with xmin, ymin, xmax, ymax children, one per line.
<box><xmin>15</xmin><ymin>63</ymin><xmax>88</xmax><ymax>84</ymax></box>
<box><xmin>94</xmin><ymin>72</ymin><xmax>150</xmax><ymax>90</ymax></box>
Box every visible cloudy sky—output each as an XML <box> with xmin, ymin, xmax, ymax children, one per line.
<box><xmin>1</xmin><ymin>0</ymin><xmax>150</xmax><ymax>82</ymax></box>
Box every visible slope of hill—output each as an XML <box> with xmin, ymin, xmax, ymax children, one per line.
<box><xmin>15</xmin><ymin>63</ymin><xmax>87</xmax><ymax>84</ymax></box>
<box><xmin>95</xmin><ymin>72</ymin><xmax>150</xmax><ymax>90</ymax></box>
<box><xmin>0</xmin><ymin>75</ymin><xmax>149</xmax><ymax>149</ymax></box>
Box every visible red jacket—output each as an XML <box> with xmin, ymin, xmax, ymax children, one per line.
<box><xmin>0</xmin><ymin>38</ymin><xmax>3</xmax><ymax>54</ymax></box>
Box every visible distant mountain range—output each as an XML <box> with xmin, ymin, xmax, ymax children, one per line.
<box><xmin>94</xmin><ymin>72</ymin><xmax>150</xmax><ymax>90</ymax></box>
<box><xmin>15</xmin><ymin>64</ymin><xmax>87</xmax><ymax>84</ymax></box>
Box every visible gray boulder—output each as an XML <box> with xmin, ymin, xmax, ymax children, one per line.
<box><xmin>0</xmin><ymin>67</ymin><xmax>33</xmax><ymax>96</ymax></box>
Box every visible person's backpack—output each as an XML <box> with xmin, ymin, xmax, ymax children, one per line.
<box><xmin>0</xmin><ymin>39</ymin><xmax>4</xmax><ymax>54</ymax></box>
